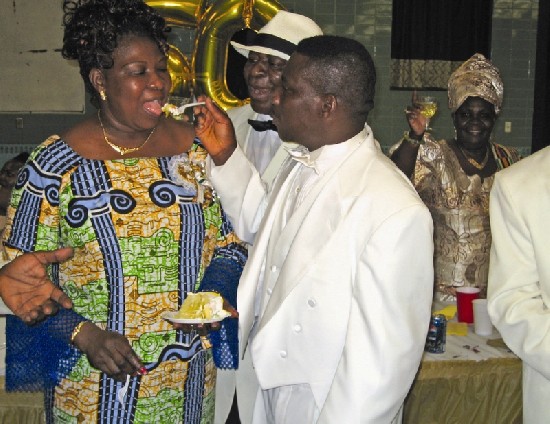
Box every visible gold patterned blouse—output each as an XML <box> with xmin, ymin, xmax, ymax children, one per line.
<box><xmin>400</xmin><ymin>137</ymin><xmax>521</xmax><ymax>300</ymax></box>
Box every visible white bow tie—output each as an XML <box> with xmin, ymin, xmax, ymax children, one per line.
<box><xmin>284</xmin><ymin>144</ymin><xmax>319</xmax><ymax>173</ymax></box>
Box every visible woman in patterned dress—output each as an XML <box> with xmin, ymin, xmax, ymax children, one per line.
<box><xmin>390</xmin><ymin>54</ymin><xmax>521</xmax><ymax>301</ymax></box>
<box><xmin>2</xmin><ymin>1</ymin><xmax>246</xmax><ymax>422</ymax></box>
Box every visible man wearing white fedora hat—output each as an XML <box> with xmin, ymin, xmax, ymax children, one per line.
<box><xmin>215</xmin><ymin>11</ymin><xmax>323</xmax><ymax>424</ymax></box>
<box><xmin>227</xmin><ymin>10</ymin><xmax>322</xmax><ymax>199</ymax></box>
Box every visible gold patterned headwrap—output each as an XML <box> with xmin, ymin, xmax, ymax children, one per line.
<box><xmin>447</xmin><ymin>53</ymin><xmax>504</xmax><ymax>115</ymax></box>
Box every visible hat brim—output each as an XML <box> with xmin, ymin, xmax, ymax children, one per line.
<box><xmin>230</xmin><ymin>41</ymin><xmax>291</xmax><ymax>61</ymax></box>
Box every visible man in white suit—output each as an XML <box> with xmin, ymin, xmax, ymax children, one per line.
<box><xmin>488</xmin><ymin>146</ymin><xmax>550</xmax><ymax>424</ymax></box>
<box><xmin>198</xmin><ymin>35</ymin><xmax>434</xmax><ymax>423</ymax></box>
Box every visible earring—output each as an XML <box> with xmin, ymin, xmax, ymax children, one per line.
<box><xmin>100</xmin><ymin>90</ymin><xmax>107</xmax><ymax>101</ymax></box>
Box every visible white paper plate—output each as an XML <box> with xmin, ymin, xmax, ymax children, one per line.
<box><xmin>162</xmin><ymin>311</ymin><xmax>230</xmax><ymax>324</ymax></box>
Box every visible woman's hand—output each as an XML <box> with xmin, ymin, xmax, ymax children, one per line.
<box><xmin>405</xmin><ymin>91</ymin><xmax>428</xmax><ymax>137</ymax></box>
<box><xmin>73</xmin><ymin>322</ymin><xmax>144</xmax><ymax>382</ymax></box>
<box><xmin>194</xmin><ymin>96</ymin><xmax>238</xmax><ymax>166</ymax></box>
<box><xmin>0</xmin><ymin>247</ymin><xmax>74</xmax><ymax>324</ymax></box>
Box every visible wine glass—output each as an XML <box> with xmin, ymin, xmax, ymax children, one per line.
<box><xmin>415</xmin><ymin>96</ymin><xmax>438</xmax><ymax>131</ymax></box>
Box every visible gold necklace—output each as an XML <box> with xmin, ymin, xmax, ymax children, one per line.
<box><xmin>456</xmin><ymin>141</ymin><xmax>489</xmax><ymax>170</ymax></box>
<box><xmin>98</xmin><ymin>110</ymin><xmax>155</xmax><ymax>156</ymax></box>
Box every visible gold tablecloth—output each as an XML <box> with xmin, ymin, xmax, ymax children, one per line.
<box><xmin>404</xmin><ymin>357</ymin><xmax>522</xmax><ymax>424</ymax></box>
<box><xmin>0</xmin><ymin>377</ymin><xmax>44</xmax><ymax>424</ymax></box>
<box><xmin>404</xmin><ymin>303</ymin><xmax>522</xmax><ymax>424</ymax></box>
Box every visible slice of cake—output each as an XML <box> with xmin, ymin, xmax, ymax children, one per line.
<box><xmin>162</xmin><ymin>103</ymin><xmax>185</xmax><ymax>120</ymax></box>
<box><xmin>175</xmin><ymin>292</ymin><xmax>230</xmax><ymax>320</ymax></box>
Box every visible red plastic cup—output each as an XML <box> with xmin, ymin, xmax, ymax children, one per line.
<box><xmin>456</xmin><ymin>287</ymin><xmax>481</xmax><ymax>323</ymax></box>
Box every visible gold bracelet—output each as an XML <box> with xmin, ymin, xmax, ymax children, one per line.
<box><xmin>403</xmin><ymin>130</ymin><xmax>425</xmax><ymax>145</ymax></box>
<box><xmin>70</xmin><ymin>321</ymin><xmax>87</xmax><ymax>345</ymax></box>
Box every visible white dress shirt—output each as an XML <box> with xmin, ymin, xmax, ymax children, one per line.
<box><xmin>244</xmin><ymin>113</ymin><xmax>282</xmax><ymax>175</ymax></box>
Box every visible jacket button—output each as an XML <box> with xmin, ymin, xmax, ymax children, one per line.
<box><xmin>293</xmin><ymin>324</ymin><xmax>302</xmax><ymax>333</ymax></box>
<box><xmin>307</xmin><ymin>298</ymin><xmax>316</xmax><ymax>308</ymax></box>
<box><xmin>280</xmin><ymin>350</ymin><xmax>287</xmax><ymax>358</ymax></box>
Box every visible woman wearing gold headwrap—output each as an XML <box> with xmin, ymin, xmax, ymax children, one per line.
<box><xmin>390</xmin><ymin>53</ymin><xmax>522</xmax><ymax>301</ymax></box>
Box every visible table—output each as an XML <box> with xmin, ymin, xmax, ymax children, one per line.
<box><xmin>0</xmin><ymin>376</ymin><xmax>44</xmax><ymax>423</ymax></box>
<box><xmin>403</xmin><ymin>304</ymin><xmax>522</xmax><ymax>424</ymax></box>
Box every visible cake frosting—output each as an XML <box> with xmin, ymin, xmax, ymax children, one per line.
<box><xmin>175</xmin><ymin>291</ymin><xmax>229</xmax><ymax>320</ymax></box>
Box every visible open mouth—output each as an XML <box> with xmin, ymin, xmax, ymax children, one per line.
<box><xmin>144</xmin><ymin>99</ymin><xmax>163</xmax><ymax>116</ymax></box>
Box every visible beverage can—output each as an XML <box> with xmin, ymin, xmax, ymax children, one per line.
<box><xmin>425</xmin><ymin>313</ymin><xmax>446</xmax><ymax>354</ymax></box>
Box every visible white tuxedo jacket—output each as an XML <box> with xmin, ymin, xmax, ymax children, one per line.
<box><xmin>210</xmin><ymin>126</ymin><xmax>434</xmax><ymax>423</ymax></box>
<box><xmin>488</xmin><ymin>146</ymin><xmax>550</xmax><ymax>424</ymax></box>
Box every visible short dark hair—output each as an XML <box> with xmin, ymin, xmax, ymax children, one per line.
<box><xmin>295</xmin><ymin>35</ymin><xmax>376</xmax><ymax>120</ymax></box>
<box><xmin>61</xmin><ymin>0</ymin><xmax>169</xmax><ymax>107</ymax></box>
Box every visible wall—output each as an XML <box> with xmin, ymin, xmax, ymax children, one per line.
<box><xmin>0</xmin><ymin>0</ymin><xmax>538</xmax><ymax>160</ymax></box>
<box><xmin>0</xmin><ymin>0</ymin><xmax>85</xmax><ymax>113</ymax></box>
<box><xmin>279</xmin><ymin>0</ymin><xmax>537</xmax><ymax>155</ymax></box>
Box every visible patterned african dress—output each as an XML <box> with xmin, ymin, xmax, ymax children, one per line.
<box><xmin>3</xmin><ymin>135</ymin><xmax>247</xmax><ymax>424</ymax></box>
<box><xmin>391</xmin><ymin>137</ymin><xmax>521</xmax><ymax>301</ymax></box>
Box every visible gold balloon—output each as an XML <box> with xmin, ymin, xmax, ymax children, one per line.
<box><xmin>145</xmin><ymin>0</ymin><xmax>207</xmax><ymax>28</ymax></box>
<box><xmin>150</xmin><ymin>0</ymin><xmax>286</xmax><ymax>110</ymax></box>
<box><xmin>193</xmin><ymin>0</ymin><xmax>285</xmax><ymax>110</ymax></box>
<box><xmin>167</xmin><ymin>45</ymin><xmax>192</xmax><ymax>97</ymax></box>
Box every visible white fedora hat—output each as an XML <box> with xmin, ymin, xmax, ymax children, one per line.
<box><xmin>230</xmin><ymin>10</ymin><xmax>323</xmax><ymax>61</ymax></box>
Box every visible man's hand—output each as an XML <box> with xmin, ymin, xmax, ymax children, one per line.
<box><xmin>0</xmin><ymin>247</ymin><xmax>74</xmax><ymax>324</ymax></box>
<box><xmin>194</xmin><ymin>96</ymin><xmax>238</xmax><ymax>166</ymax></box>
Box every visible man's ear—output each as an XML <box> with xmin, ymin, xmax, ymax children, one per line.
<box><xmin>320</xmin><ymin>93</ymin><xmax>337</xmax><ymax>117</ymax></box>
<box><xmin>89</xmin><ymin>68</ymin><xmax>105</xmax><ymax>94</ymax></box>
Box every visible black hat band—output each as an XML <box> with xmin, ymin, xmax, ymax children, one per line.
<box><xmin>251</xmin><ymin>33</ymin><xmax>297</xmax><ymax>56</ymax></box>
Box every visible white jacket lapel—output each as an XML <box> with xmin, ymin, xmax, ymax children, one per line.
<box><xmin>238</xmin><ymin>159</ymin><xmax>301</xmax><ymax>357</ymax></box>
<box><xmin>259</xmin><ymin>136</ymin><xmax>368</xmax><ymax>327</ymax></box>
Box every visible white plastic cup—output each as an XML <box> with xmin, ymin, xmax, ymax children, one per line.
<box><xmin>472</xmin><ymin>298</ymin><xmax>493</xmax><ymax>336</ymax></box>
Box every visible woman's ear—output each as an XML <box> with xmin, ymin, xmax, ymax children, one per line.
<box><xmin>89</xmin><ymin>68</ymin><xmax>105</xmax><ymax>94</ymax></box>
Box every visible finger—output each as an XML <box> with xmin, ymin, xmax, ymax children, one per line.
<box><xmin>209</xmin><ymin>322</ymin><xmax>221</xmax><ymax>331</ymax></box>
<box><xmin>115</xmin><ymin>343</ymin><xmax>143</xmax><ymax>373</ymax></box>
<box><xmin>222</xmin><ymin>299</ymin><xmax>239</xmax><ymax>318</ymax></box>
<box><xmin>411</xmin><ymin>90</ymin><xmax>418</xmax><ymax>104</ymax></box>
<box><xmin>176</xmin><ymin>324</ymin><xmax>195</xmax><ymax>333</ymax></box>
<box><xmin>19</xmin><ymin>306</ymin><xmax>47</xmax><ymax>323</ymax></box>
<box><xmin>90</xmin><ymin>347</ymin><xmax>124</xmax><ymax>376</ymax></box>
<box><xmin>225</xmin><ymin>307</ymin><xmax>238</xmax><ymax>319</ymax></box>
<box><xmin>35</xmin><ymin>247</ymin><xmax>74</xmax><ymax>266</ymax></box>
<box><xmin>50</xmin><ymin>287</ymin><xmax>73</xmax><ymax>309</ymax></box>
<box><xmin>196</xmin><ymin>324</ymin><xmax>209</xmax><ymax>337</ymax></box>
<box><xmin>41</xmin><ymin>300</ymin><xmax>60</xmax><ymax>316</ymax></box>
<box><xmin>22</xmin><ymin>311</ymin><xmax>39</xmax><ymax>324</ymax></box>
<box><xmin>203</xmin><ymin>97</ymin><xmax>227</xmax><ymax>121</ymax></box>
<box><xmin>112</xmin><ymin>372</ymin><xmax>128</xmax><ymax>383</ymax></box>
